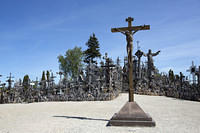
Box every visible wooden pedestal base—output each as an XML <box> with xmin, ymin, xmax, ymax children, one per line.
<box><xmin>108</xmin><ymin>102</ymin><xmax>156</xmax><ymax>127</ymax></box>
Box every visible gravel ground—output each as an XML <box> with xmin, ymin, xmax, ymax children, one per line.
<box><xmin>0</xmin><ymin>93</ymin><xmax>200</xmax><ymax>133</ymax></box>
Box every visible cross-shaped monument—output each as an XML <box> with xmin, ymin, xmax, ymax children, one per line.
<box><xmin>111</xmin><ymin>17</ymin><xmax>150</xmax><ymax>102</ymax></box>
<box><xmin>50</xmin><ymin>72</ymin><xmax>56</xmax><ymax>87</ymax></box>
<box><xmin>6</xmin><ymin>73</ymin><xmax>14</xmax><ymax>90</ymax></box>
<box><xmin>102</xmin><ymin>53</ymin><xmax>115</xmax><ymax>88</ymax></box>
<box><xmin>135</xmin><ymin>41</ymin><xmax>145</xmax><ymax>79</ymax></box>
<box><xmin>108</xmin><ymin>17</ymin><xmax>155</xmax><ymax>127</ymax></box>
<box><xmin>186</xmin><ymin>61</ymin><xmax>197</xmax><ymax>84</ymax></box>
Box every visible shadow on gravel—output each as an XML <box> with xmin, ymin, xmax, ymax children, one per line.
<box><xmin>53</xmin><ymin>115</ymin><xmax>109</xmax><ymax>122</ymax></box>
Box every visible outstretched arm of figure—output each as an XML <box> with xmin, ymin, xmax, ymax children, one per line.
<box><xmin>152</xmin><ymin>50</ymin><xmax>161</xmax><ymax>56</ymax></box>
<box><xmin>132</xmin><ymin>30</ymin><xmax>138</xmax><ymax>35</ymax></box>
<box><xmin>114</xmin><ymin>28</ymin><xmax>126</xmax><ymax>35</ymax></box>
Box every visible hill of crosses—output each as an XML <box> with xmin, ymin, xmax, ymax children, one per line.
<box><xmin>1</xmin><ymin>50</ymin><xmax>200</xmax><ymax>104</ymax></box>
<box><xmin>0</xmin><ymin>18</ymin><xmax>200</xmax><ymax>104</ymax></box>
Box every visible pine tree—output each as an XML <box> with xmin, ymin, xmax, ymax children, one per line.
<box><xmin>22</xmin><ymin>75</ymin><xmax>30</xmax><ymax>102</ymax></box>
<box><xmin>22</xmin><ymin>75</ymin><xmax>30</xmax><ymax>89</ymax></box>
<box><xmin>169</xmin><ymin>69</ymin><xmax>175</xmax><ymax>82</ymax></box>
<box><xmin>46</xmin><ymin>70</ymin><xmax>50</xmax><ymax>87</ymax></box>
<box><xmin>41</xmin><ymin>71</ymin><xmax>46</xmax><ymax>89</ymax></box>
<box><xmin>42</xmin><ymin>71</ymin><xmax>46</xmax><ymax>81</ymax></box>
<box><xmin>84</xmin><ymin>33</ymin><xmax>101</xmax><ymax>64</ymax></box>
<box><xmin>46</xmin><ymin>70</ymin><xmax>50</xmax><ymax>81</ymax></box>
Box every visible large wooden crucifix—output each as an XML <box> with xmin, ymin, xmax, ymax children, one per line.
<box><xmin>111</xmin><ymin>17</ymin><xmax>150</xmax><ymax>102</ymax></box>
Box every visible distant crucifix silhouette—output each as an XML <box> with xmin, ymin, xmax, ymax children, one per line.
<box><xmin>111</xmin><ymin>17</ymin><xmax>150</xmax><ymax>102</ymax></box>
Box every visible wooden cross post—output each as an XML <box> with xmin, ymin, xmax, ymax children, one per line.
<box><xmin>101</xmin><ymin>57</ymin><xmax>115</xmax><ymax>88</ymax></box>
<box><xmin>111</xmin><ymin>17</ymin><xmax>150</xmax><ymax>102</ymax></box>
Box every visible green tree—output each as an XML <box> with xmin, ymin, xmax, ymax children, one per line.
<box><xmin>46</xmin><ymin>70</ymin><xmax>50</xmax><ymax>81</ymax></box>
<box><xmin>58</xmin><ymin>46</ymin><xmax>83</xmax><ymax>79</ymax></box>
<box><xmin>46</xmin><ymin>70</ymin><xmax>50</xmax><ymax>87</ymax></box>
<box><xmin>23</xmin><ymin>75</ymin><xmax>30</xmax><ymax>89</ymax></box>
<box><xmin>84</xmin><ymin>33</ymin><xmax>101</xmax><ymax>64</ymax></box>
<box><xmin>169</xmin><ymin>69</ymin><xmax>175</xmax><ymax>82</ymax></box>
<box><xmin>41</xmin><ymin>71</ymin><xmax>46</xmax><ymax>88</ymax></box>
<box><xmin>41</xmin><ymin>71</ymin><xmax>46</xmax><ymax>81</ymax></box>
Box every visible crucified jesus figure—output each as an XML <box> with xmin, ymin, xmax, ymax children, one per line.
<box><xmin>114</xmin><ymin>29</ymin><xmax>138</xmax><ymax>56</ymax></box>
<box><xmin>114</xmin><ymin>29</ymin><xmax>138</xmax><ymax>102</ymax></box>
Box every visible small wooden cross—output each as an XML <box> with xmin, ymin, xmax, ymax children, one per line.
<box><xmin>111</xmin><ymin>17</ymin><xmax>150</xmax><ymax>102</ymax></box>
<box><xmin>102</xmin><ymin>54</ymin><xmax>115</xmax><ymax>88</ymax></box>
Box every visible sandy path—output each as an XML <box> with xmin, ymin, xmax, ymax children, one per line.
<box><xmin>0</xmin><ymin>93</ymin><xmax>200</xmax><ymax>133</ymax></box>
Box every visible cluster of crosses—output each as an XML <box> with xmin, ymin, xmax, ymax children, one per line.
<box><xmin>187</xmin><ymin>61</ymin><xmax>200</xmax><ymax>85</ymax></box>
<box><xmin>1</xmin><ymin>17</ymin><xmax>198</xmax><ymax>105</ymax></box>
<box><xmin>0</xmin><ymin>53</ymin><xmax>123</xmax><ymax>103</ymax></box>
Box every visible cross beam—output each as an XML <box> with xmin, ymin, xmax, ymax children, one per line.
<box><xmin>111</xmin><ymin>17</ymin><xmax>150</xmax><ymax>102</ymax></box>
<box><xmin>111</xmin><ymin>16</ymin><xmax>150</xmax><ymax>33</ymax></box>
<box><xmin>111</xmin><ymin>25</ymin><xmax>150</xmax><ymax>33</ymax></box>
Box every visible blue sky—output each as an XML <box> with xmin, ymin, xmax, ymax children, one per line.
<box><xmin>0</xmin><ymin>0</ymin><xmax>200</xmax><ymax>84</ymax></box>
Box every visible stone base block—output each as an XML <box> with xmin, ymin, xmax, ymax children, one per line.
<box><xmin>108</xmin><ymin>102</ymin><xmax>156</xmax><ymax>127</ymax></box>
